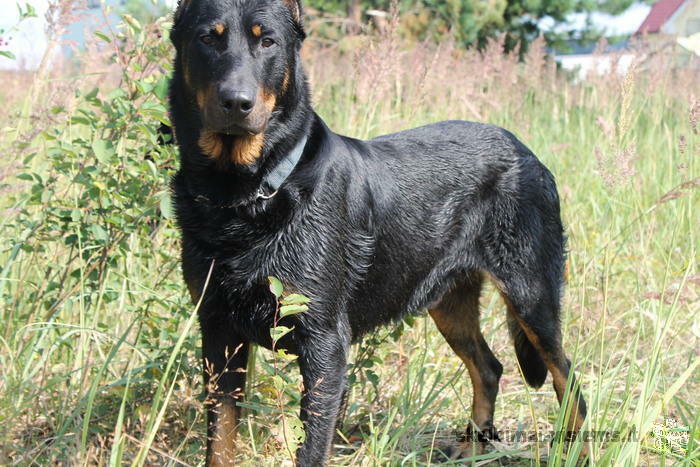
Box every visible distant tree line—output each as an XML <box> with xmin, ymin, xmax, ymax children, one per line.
<box><xmin>120</xmin><ymin>0</ymin><xmax>654</xmax><ymax>52</ymax></box>
<box><xmin>305</xmin><ymin>0</ymin><xmax>654</xmax><ymax>51</ymax></box>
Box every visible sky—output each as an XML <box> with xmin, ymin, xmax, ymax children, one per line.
<box><xmin>0</xmin><ymin>0</ymin><xmax>178</xmax><ymax>70</ymax></box>
<box><xmin>1</xmin><ymin>0</ymin><xmax>653</xmax><ymax>70</ymax></box>
<box><xmin>0</xmin><ymin>0</ymin><xmax>51</xmax><ymax>70</ymax></box>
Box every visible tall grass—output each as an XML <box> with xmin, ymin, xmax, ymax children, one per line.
<box><xmin>0</xmin><ymin>13</ymin><xmax>698</xmax><ymax>466</ymax></box>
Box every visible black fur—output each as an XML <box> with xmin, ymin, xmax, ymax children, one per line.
<box><xmin>168</xmin><ymin>0</ymin><xmax>586</xmax><ymax>465</ymax></box>
<box><xmin>508</xmin><ymin>313</ymin><xmax>549</xmax><ymax>387</ymax></box>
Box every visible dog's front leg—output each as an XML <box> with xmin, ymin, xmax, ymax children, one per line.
<box><xmin>295</xmin><ymin>333</ymin><xmax>348</xmax><ymax>466</ymax></box>
<box><xmin>201</xmin><ymin>320</ymin><xmax>249</xmax><ymax>466</ymax></box>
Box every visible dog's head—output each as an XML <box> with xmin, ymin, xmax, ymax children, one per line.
<box><xmin>171</xmin><ymin>0</ymin><xmax>305</xmax><ymax>165</ymax></box>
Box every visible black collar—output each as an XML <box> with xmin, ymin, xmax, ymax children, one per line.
<box><xmin>256</xmin><ymin>133</ymin><xmax>308</xmax><ymax>200</ymax></box>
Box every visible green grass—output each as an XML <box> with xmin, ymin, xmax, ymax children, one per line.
<box><xmin>0</xmin><ymin>19</ymin><xmax>698</xmax><ymax>466</ymax></box>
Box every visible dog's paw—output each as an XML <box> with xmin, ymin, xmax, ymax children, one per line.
<box><xmin>464</xmin><ymin>425</ymin><xmax>500</xmax><ymax>443</ymax></box>
<box><xmin>434</xmin><ymin>441</ymin><xmax>490</xmax><ymax>462</ymax></box>
<box><xmin>433</xmin><ymin>426</ymin><xmax>500</xmax><ymax>462</ymax></box>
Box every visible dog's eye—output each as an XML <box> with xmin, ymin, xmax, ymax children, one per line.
<box><xmin>261</xmin><ymin>38</ymin><xmax>275</xmax><ymax>48</ymax></box>
<box><xmin>200</xmin><ymin>34</ymin><xmax>215</xmax><ymax>45</ymax></box>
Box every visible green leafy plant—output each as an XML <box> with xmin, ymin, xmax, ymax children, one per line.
<box><xmin>0</xmin><ymin>14</ymin><xmax>196</xmax><ymax>465</ymax></box>
<box><xmin>263</xmin><ymin>276</ymin><xmax>309</xmax><ymax>458</ymax></box>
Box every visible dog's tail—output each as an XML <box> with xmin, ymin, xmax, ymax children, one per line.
<box><xmin>507</xmin><ymin>315</ymin><xmax>548</xmax><ymax>388</ymax></box>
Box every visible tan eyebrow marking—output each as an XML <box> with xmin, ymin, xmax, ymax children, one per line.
<box><xmin>214</xmin><ymin>23</ymin><xmax>225</xmax><ymax>35</ymax></box>
<box><xmin>251</xmin><ymin>24</ymin><xmax>262</xmax><ymax>37</ymax></box>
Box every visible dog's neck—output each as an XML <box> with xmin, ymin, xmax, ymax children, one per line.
<box><xmin>171</xmin><ymin>60</ymin><xmax>313</xmax><ymax>207</ymax></box>
<box><xmin>260</xmin><ymin>131</ymin><xmax>309</xmax><ymax>196</ymax></box>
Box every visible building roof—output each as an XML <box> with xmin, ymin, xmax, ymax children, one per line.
<box><xmin>636</xmin><ymin>0</ymin><xmax>687</xmax><ymax>33</ymax></box>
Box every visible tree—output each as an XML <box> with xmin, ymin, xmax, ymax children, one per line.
<box><xmin>305</xmin><ymin>0</ymin><xmax>653</xmax><ymax>52</ymax></box>
<box><xmin>120</xmin><ymin>0</ymin><xmax>171</xmax><ymax>24</ymax></box>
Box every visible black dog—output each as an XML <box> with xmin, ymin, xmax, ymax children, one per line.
<box><xmin>169</xmin><ymin>0</ymin><xmax>587</xmax><ymax>464</ymax></box>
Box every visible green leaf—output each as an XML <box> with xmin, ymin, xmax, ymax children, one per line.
<box><xmin>18</xmin><ymin>3</ymin><xmax>37</xmax><ymax>19</ymax></box>
<box><xmin>366</xmin><ymin>369</ymin><xmax>379</xmax><ymax>385</ymax></box>
<box><xmin>279</xmin><ymin>304</ymin><xmax>308</xmax><ymax>318</ymax></box>
<box><xmin>138</xmin><ymin>101</ymin><xmax>171</xmax><ymax>126</ymax></box>
<box><xmin>84</xmin><ymin>87</ymin><xmax>100</xmax><ymax>103</ymax></box>
<box><xmin>268</xmin><ymin>276</ymin><xmax>283</xmax><ymax>298</ymax></box>
<box><xmin>145</xmin><ymin>159</ymin><xmax>158</xmax><ymax>179</ymax></box>
<box><xmin>106</xmin><ymin>88</ymin><xmax>126</xmax><ymax>101</ymax></box>
<box><xmin>93</xmin><ymin>181</ymin><xmax>108</xmax><ymax>192</ymax></box>
<box><xmin>0</xmin><ymin>50</ymin><xmax>16</xmax><ymax>60</ymax></box>
<box><xmin>122</xmin><ymin>14</ymin><xmax>142</xmax><ymax>33</ymax></box>
<box><xmin>271</xmin><ymin>374</ymin><xmax>287</xmax><ymax>390</ymax></box>
<box><xmin>275</xmin><ymin>348</ymin><xmax>298</xmax><ymax>361</ymax></box>
<box><xmin>280</xmin><ymin>293</ymin><xmax>311</xmax><ymax>305</ymax></box>
<box><xmin>159</xmin><ymin>193</ymin><xmax>173</xmax><ymax>220</ymax></box>
<box><xmin>154</xmin><ymin>76</ymin><xmax>169</xmax><ymax>101</ymax></box>
<box><xmin>94</xmin><ymin>31</ymin><xmax>111</xmax><ymax>43</ymax></box>
<box><xmin>91</xmin><ymin>224</ymin><xmax>109</xmax><ymax>242</ymax></box>
<box><xmin>270</xmin><ymin>325</ymin><xmax>293</xmax><ymax>342</ymax></box>
<box><xmin>287</xmin><ymin>416</ymin><xmax>306</xmax><ymax>442</ymax></box>
<box><xmin>92</xmin><ymin>139</ymin><xmax>115</xmax><ymax>164</ymax></box>
<box><xmin>70</xmin><ymin>116</ymin><xmax>90</xmax><ymax>125</ymax></box>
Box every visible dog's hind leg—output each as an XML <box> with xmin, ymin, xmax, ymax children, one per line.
<box><xmin>480</xmin><ymin>163</ymin><xmax>587</xmax><ymax>450</ymax></box>
<box><xmin>495</xmin><ymin>271</ymin><xmax>587</xmax><ymax>449</ymax></box>
<box><xmin>429</xmin><ymin>273</ymin><xmax>503</xmax><ymax>453</ymax></box>
<box><xmin>505</xmin><ymin>293</ymin><xmax>587</xmax><ymax>434</ymax></box>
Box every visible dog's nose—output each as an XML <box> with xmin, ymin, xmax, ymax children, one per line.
<box><xmin>219</xmin><ymin>88</ymin><xmax>255</xmax><ymax>117</ymax></box>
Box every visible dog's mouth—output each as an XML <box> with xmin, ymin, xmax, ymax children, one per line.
<box><xmin>213</xmin><ymin>122</ymin><xmax>264</xmax><ymax>137</ymax></box>
<box><xmin>199</xmin><ymin>129</ymin><xmax>266</xmax><ymax>166</ymax></box>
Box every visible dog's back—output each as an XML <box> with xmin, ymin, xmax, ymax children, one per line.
<box><xmin>309</xmin><ymin>119</ymin><xmax>565</xmax><ymax>338</ymax></box>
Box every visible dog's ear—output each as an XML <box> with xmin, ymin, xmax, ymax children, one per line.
<box><xmin>282</xmin><ymin>0</ymin><xmax>303</xmax><ymax>23</ymax></box>
<box><xmin>173</xmin><ymin>0</ymin><xmax>193</xmax><ymax>26</ymax></box>
<box><xmin>282</xmin><ymin>0</ymin><xmax>305</xmax><ymax>41</ymax></box>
